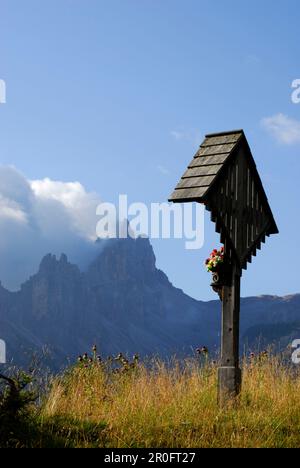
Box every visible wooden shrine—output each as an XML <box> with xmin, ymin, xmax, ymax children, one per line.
<box><xmin>169</xmin><ymin>130</ymin><xmax>279</xmax><ymax>404</ymax></box>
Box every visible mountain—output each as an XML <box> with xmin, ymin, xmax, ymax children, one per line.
<box><xmin>0</xmin><ymin>237</ymin><xmax>299</xmax><ymax>369</ymax></box>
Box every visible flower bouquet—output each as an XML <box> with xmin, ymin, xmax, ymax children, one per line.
<box><xmin>205</xmin><ymin>247</ymin><xmax>227</xmax><ymax>300</ymax></box>
<box><xmin>205</xmin><ymin>247</ymin><xmax>225</xmax><ymax>273</ymax></box>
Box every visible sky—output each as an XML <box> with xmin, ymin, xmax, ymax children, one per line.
<box><xmin>0</xmin><ymin>0</ymin><xmax>299</xmax><ymax>300</ymax></box>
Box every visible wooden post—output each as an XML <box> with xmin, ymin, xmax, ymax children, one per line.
<box><xmin>217</xmin><ymin>262</ymin><xmax>242</xmax><ymax>405</ymax></box>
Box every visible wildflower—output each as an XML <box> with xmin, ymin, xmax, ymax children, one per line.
<box><xmin>121</xmin><ymin>357</ymin><xmax>129</xmax><ymax>366</ymax></box>
<box><xmin>259</xmin><ymin>350</ymin><xmax>269</xmax><ymax>361</ymax></box>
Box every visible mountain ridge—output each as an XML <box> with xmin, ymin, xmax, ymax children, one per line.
<box><xmin>0</xmin><ymin>237</ymin><xmax>299</xmax><ymax>369</ymax></box>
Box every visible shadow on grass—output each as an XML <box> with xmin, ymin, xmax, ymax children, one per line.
<box><xmin>0</xmin><ymin>370</ymin><xmax>108</xmax><ymax>448</ymax></box>
<box><xmin>36</xmin><ymin>416</ymin><xmax>108</xmax><ymax>448</ymax></box>
<box><xmin>0</xmin><ymin>413</ymin><xmax>108</xmax><ymax>448</ymax></box>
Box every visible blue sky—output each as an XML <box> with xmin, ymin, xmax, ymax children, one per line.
<box><xmin>0</xmin><ymin>0</ymin><xmax>299</xmax><ymax>300</ymax></box>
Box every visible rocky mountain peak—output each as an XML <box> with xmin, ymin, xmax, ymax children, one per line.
<box><xmin>0</xmin><ymin>237</ymin><xmax>299</xmax><ymax>369</ymax></box>
<box><xmin>87</xmin><ymin>237</ymin><xmax>158</xmax><ymax>285</ymax></box>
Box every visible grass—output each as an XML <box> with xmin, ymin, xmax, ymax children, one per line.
<box><xmin>33</xmin><ymin>353</ymin><xmax>300</xmax><ymax>448</ymax></box>
<box><xmin>1</xmin><ymin>353</ymin><xmax>300</xmax><ymax>448</ymax></box>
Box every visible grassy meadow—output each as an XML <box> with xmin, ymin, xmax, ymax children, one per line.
<box><xmin>1</xmin><ymin>352</ymin><xmax>300</xmax><ymax>448</ymax></box>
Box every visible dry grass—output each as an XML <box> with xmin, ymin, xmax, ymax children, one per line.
<box><xmin>39</xmin><ymin>355</ymin><xmax>300</xmax><ymax>448</ymax></box>
<box><xmin>37</xmin><ymin>358</ymin><xmax>300</xmax><ymax>448</ymax></box>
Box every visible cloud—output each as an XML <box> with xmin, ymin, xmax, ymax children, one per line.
<box><xmin>31</xmin><ymin>178</ymin><xmax>100</xmax><ymax>241</ymax></box>
<box><xmin>170</xmin><ymin>130</ymin><xmax>185</xmax><ymax>141</ymax></box>
<box><xmin>157</xmin><ymin>165</ymin><xmax>170</xmax><ymax>176</ymax></box>
<box><xmin>261</xmin><ymin>113</ymin><xmax>300</xmax><ymax>145</ymax></box>
<box><xmin>0</xmin><ymin>166</ymin><xmax>102</xmax><ymax>290</ymax></box>
<box><xmin>170</xmin><ymin>129</ymin><xmax>202</xmax><ymax>146</ymax></box>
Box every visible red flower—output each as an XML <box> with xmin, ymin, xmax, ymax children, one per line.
<box><xmin>204</xmin><ymin>246</ymin><xmax>225</xmax><ymax>273</ymax></box>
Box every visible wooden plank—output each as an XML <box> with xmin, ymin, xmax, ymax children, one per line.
<box><xmin>248</xmin><ymin>169</ymin><xmax>253</xmax><ymax>248</ymax></box>
<box><xmin>190</xmin><ymin>154</ymin><xmax>229</xmax><ymax>167</ymax></box>
<box><xmin>241</xmin><ymin>150</ymin><xmax>249</xmax><ymax>261</ymax></box>
<box><xmin>202</xmin><ymin>133</ymin><xmax>242</xmax><ymax>147</ymax></box>
<box><xmin>169</xmin><ymin>186</ymin><xmax>207</xmax><ymax>201</ymax></box>
<box><xmin>220</xmin><ymin>227</ymin><xmax>226</xmax><ymax>245</ymax></box>
<box><xmin>188</xmin><ymin>158</ymin><xmax>223</xmax><ymax>177</ymax></box>
<box><xmin>176</xmin><ymin>175</ymin><xmax>215</xmax><ymax>189</ymax></box>
<box><xmin>211</xmin><ymin>211</ymin><xmax>216</xmax><ymax>223</ymax></box>
<box><xmin>183</xmin><ymin>164</ymin><xmax>222</xmax><ymax>176</ymax></box>
<box><xmin>215</xmin><ymin>215</ymin><xmax>222</xmax><ymax>234</ymax></box>
<box><xmin>241</xmin><ymin>220</ymin><xmax>272</xmax><ymax>266</ymax></box>
<box><xmin>246</xmin><ymin>168</ymin><xmax>251</xmax><ymax>249</ymax></box>
<box><xmin>260</xmin><ymin>204</ymin><xmax>269</xmax><ymax>235</ymax></box>
<box><xmin>224</xmin><ymin>174</ymin><xmax>230</xmax><ymax>238</ymax></box>
<box><xmin>196</xmin><ymin>143</ymin><xmax>236</xmax><ymax>157</ymax></box>
<box><xmin>229</xmin><ymin>161</ymin><xmax>237</xmax><ymax>249</ymax></box>
<box><xmin>254</xmin><ymin>197</ymin><xmax>259</xmax><ymax>235</ymax></box>
<box><xmin>255</xmin><ymin>193</ymin><xmax>260</xmax><ymax>236</ymax></box>
<box><xmin>251</xmin><ymin>178</ymin><xmax>257</xmax><ymax>245</ymax></box>
<box><xmin>216</xmin><ymin>166</ymin><xmax>232</xmax><ymax>257</ymax></box>
<box><xmin>236</xmin><ymin>151</ymin><xmax>244</xmax><ymax>259</ymax></box>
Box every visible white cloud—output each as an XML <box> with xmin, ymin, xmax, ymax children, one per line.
<box><xmin>261</xmin><ymin>113</ymin><xmax>300</xmax><ymax>145</ymax></box>
<box><xmin>170</xmin><ymin>129</ymin><xmax>202</xmax><ymax>146</ymax></box>
<box><xmin>170</xmin><ymin>130</ymin><xmax>185</xmax><ymax>141</ymax></box>
<box><xmin>157</xmin><ymin>165</ymin><xmax>170</xmax><ymax>176</ymax></box>
<box><xmin>0</xmin><ymin>166</ymin><xmax>102</xmax><ymax>290</ymax></box>
<box><xmin>31</xmin><ymin>178</ymin><xmax>100</xmax><ymax>240</ymax></box>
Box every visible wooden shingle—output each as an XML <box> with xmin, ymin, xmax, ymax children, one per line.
<box><xmin>169</xmin><ymin>130</ymin><xmax>243</xmax><ymax>203</ymax></box>
<box><xmin>169</xmin><ymin>130</ymin><xmax>279</xmax><ymax>269</ymax></box>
